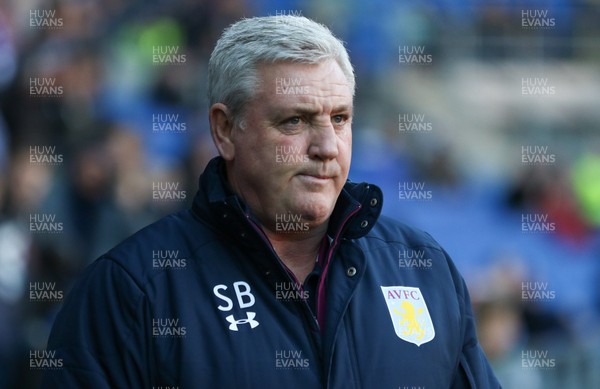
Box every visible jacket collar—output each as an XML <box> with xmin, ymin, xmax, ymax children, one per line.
<box><xmin>191</xmin><ymin>157</ymin><xmax>382</xmax><ymax>245</ymax></box>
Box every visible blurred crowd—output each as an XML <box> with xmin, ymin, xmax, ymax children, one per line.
<box><xmin>0</xmin><ymin>0</ymin><xmax>599</xmax><ymax>388</ymax></box>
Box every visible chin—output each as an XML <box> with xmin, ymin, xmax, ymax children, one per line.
<box><xmin>297</xmin><ymin>200</ymin><xmax>335</xmax><ymax>224</ymax></box>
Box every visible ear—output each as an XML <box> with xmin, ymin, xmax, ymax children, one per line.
<box><xmin>209</xmin><ymin>103</ymin><xmax>236</xmax><ymax>160</ymax></box>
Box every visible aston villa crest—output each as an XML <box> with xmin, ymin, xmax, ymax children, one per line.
<box><xmin>380</xmin><ymin>286</ymin><xmax>435</xmax><ymax>346</ymax></box>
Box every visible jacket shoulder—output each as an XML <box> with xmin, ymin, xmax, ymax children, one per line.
<box><xmin>98</xmin><ymin>208</ymin><xmax>217</xmax><ymax>285</ymax></box>
<box><xmin>364</xmin><ymin>214</ymin><xmax>444</xmax><ymax>252</ymax></box>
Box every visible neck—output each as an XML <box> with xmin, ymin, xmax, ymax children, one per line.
<box><xmin>264</xmin><ymin>224</ymin><xmax>327</xmax><ymax>283</ymax></box>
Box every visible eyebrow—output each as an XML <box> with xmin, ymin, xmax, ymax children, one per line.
<box><xmin>279</xmin><ymin>104</ymin><xmax>353</xmax><ymax>116</ymax></box>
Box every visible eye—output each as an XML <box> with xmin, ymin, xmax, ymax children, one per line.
<box><xmin>285</xmin><ymin>116</ymin><xmax>301</xmax><ymax>125</ymax></box>
<box><xmin>332</xmin><ymin>115</ymin><xmax>347</xmax><ymax>125</ymax></box>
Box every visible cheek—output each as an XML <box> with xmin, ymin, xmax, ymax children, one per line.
<box><xmin>240</xmin><ymin>141</ymin><xmax>294</xmax><ymax>186</ymax></box>
<box><xmin>339</xmin><ymin>134</ymin><xmax>352</xmax><ymax>167</ymax></box>
<box><xmin>236</xmin><ymin>129</ymin><xmax>276</xmax><ymax>167</ymax></box>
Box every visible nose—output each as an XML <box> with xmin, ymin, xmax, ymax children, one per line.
<box><xmin>307</xmin><ymin>119</ymin><xmax>339</xmax><ymax>161</ymax></box>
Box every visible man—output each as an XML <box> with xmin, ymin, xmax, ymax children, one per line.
<box><xmin>43</xmin><ymin>16</ymin><xmax>501</xmax><ymax>388</ymax></box>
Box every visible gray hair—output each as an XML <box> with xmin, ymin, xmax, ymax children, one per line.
<box><xmin>208</xmin><ymin>15</ymin><xmax>355</xmax><ymax>124</ymax></box>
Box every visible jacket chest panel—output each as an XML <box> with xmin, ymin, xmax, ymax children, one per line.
<box><xmin>324</xmin><ymin>245</ymin><xmax>463</xmax><ymax>388</ymax></box>
<box><xmin>147</xmin><ymin>268</ymin><xmax>323</xmax><ymax>387</ymax></box>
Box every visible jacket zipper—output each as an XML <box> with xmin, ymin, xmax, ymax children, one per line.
<box><xmin>315</xmin><ymin>204</ymin><xmax>361</xmax><ymax>332</ymax></box>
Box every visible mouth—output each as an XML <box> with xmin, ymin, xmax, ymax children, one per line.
<box><xmin>298</xmin><ymin>168</ymin><xmax>336</xmax><ymax>177</ymax></box>
<box><xmin>297</xmin><ymin>173</ymin><xmax>334</xmax><ymax>182</ymax></box>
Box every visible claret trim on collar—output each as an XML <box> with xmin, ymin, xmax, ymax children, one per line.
<box><xmin>191</xmin><ymin>157</ymin><xmax>383</xmax><ymax>245</ymax></box>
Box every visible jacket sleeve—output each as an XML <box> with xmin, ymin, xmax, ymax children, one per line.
<box><xmin>446</xmin><ymin>252</ymin><xmax>502</xmax><ymax>389</ymax></box>
<box><xmin>41</xmin><ymin>257</ymin><xmax>152</xmax><ymax>388</ymax></box>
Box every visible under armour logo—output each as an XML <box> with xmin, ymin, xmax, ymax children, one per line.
<box><xmin>226</xmin><ymin>311</ymin><xmax>260</xmax><ymax>331</ymax></box>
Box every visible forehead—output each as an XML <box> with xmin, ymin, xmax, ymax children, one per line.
<box><xmin>255</xmin><ymin>60</ymin><xmax>353</xmax><ymax>110</ymax></box>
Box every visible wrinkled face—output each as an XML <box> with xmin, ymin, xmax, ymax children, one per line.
<box><xmin>225</xmin><ymin>60</ymin><xmax>353</xmax><ymax>233</ymax></box>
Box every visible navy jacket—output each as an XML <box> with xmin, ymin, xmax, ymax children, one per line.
<box><xmin>42</xmin><ymin>157</ymin><xmax>501</xmax><ymax>388</ymax></box>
